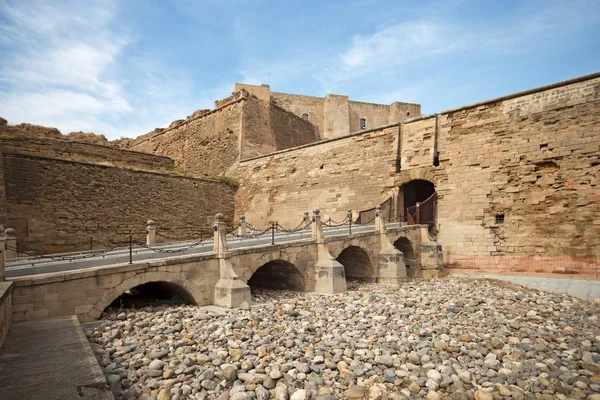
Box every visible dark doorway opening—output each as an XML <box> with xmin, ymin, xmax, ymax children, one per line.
<box><xmin>400</xmin><ymin>180</ymin><xmax>436</xmax><ymax>225</ymax></box>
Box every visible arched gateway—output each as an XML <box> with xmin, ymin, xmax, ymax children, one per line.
<box><xmin>248</xmin><ymin>260</ymin><xmax>306</xmax><ymax>291</ymax></box>
<box><xmin>336</xmin><ymin>245</ymin><xmax>375</xmax><ymax>282</ymax></box>
<box><xmin>399</xmin><ymin>179</ymin><xmax>437</xmax><ymax>225</ymax></box>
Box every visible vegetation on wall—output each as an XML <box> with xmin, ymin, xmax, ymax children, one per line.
<box><xmin>216</xmin><ymin>175</ymin><xmax>240</xmax><ymax>188</ymax></box>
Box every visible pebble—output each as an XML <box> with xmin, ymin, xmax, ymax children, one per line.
<box><xmin>84</xmin><ymin>280</ymin><xmax>600</xmax><ymax>400</ymax></box>
<box><xmin>149</xmin><ymin>359</ymin><xmax>164</xmax><ymax>370</ymax></box>
<box><xmin>289</xmin><ymin>389</ymin><xmax>307</xmax><ymax>400</ymax></box>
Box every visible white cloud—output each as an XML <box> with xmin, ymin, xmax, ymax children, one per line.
<box><xmin>0</xmin><ymin>0</ymin><xmax>136</xmax><ymax>138</ymax></box>
<box><xmin>0</xmin><ymin>0</ymin><xmax>231</xmax><ymax>139</ymax></box>
<box><xmin>314</xmin><ymin>0</ymin><xmax>600</xmax><ymax>95</ymax></box>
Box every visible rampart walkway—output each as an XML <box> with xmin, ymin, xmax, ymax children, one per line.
<box><xmin>0</xmin><ymin>315</ymin><xmax>112</xmax><ymax>399</ymax></box>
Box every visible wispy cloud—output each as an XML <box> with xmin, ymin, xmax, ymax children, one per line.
<box><xmin>0</xmin><ymin>0</ymin><xmax>136</xmax><ymax>137</ymax></box>
<box><xmin>313</xmin><ymin>0</ymin><xmax>600</xmax><ymax>101</ymax></box>
<box><xmin>0</xmin><ymin>0</ymin><xmax>597</xmax><ymax>137</ymax></box>
<box><xmin>0</xmin><ymin>0</ymin><xmax>231</xmax><ymax>139</ymax></box>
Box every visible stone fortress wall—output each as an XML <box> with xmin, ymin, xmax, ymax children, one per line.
<box><xmin>124</xmin><ymin>82</ymin><xmax>420</xmax><ymax>177</ymax></box>
<box><xmin>0</xmin><ymin>122</ymin><xmax>235</xmax><ymax>254</ymax></box>
<box><xmin>0</xmin><ymin>73</ymin><xmax>597</xmax><ymax>266</ymax></box>
<box><xmin>127</xmin><ymin>89</ymin><xmax>319</xmax><ymax>176</ymax></box>
<box><xmin>127</xmin><ymin>99</ymin><xmax>244</xmax><ymax>177</ymax></box>
<box><xmin>234</xmin><ymin>73</ymin><xmax>600</xmax><ymax>262</ymax></box>
<box><xmin>234</xmin><ymin>125</ymin><xmax>400</xmax><ymax>227</ymax></box>
<box><xmin>240</xmin><ymin>83</ymin><xmax>421</xmax><ymax>139</ymax></box>
<box><xmin>1</xmin><ymin>134</ymin><xmax>174</xmax><ymax>172</ymax></box>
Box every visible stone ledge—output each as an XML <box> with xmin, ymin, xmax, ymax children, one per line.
<box><xmin>0</xmin><ymin>281</ymin><xmax>12</xmax><ymax>303</ymax></box>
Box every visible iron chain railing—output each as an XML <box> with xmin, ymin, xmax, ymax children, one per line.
<box><xmin>5</xmin><ymin>210</ymin><xmax>385</xmax><ymax>267</ymax></box>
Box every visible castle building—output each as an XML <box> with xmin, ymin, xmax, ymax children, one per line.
<box><xmin>0</xmin><ymin>73</ymin><xmax>598</xmax><ymax>277</ymax></box>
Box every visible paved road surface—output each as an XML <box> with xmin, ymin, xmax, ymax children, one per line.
<box><xmin>0</xmin><ymin>315</ymin><xmax>113</xmax><ymax>399</ymax></box>
<box><xmin>7</xmin><ymin>223</ymin><xmax>401</xmax><ymax>278</ymax></box>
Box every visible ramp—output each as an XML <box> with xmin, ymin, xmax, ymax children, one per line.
<box><xmin>0</xmin><ymin>315</ymin><xmax>112</xmax><ymax>400</ymax></box>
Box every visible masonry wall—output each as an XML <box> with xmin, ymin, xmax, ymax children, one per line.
<box><xmin>390</xmin><ymin>102</ymin><xmax>422</xmax><ymax>123</ymax></box>
<box><xmin>128</xmin><ymin>100</ymin><xmax>244</xmax><ymax>177</ymax></box>
<box><xmin>235</xmin><ymin>73</ymin><xmax>600</xmax><ymax>262</ymax></box>
<box><xmin>234</xmin><ymin>126</ymin><xmax>400</xmax><ymax>227</ymax></box>
<box><xmin>323</xmin><ymin>95</ymin><xmax>350</xmax><ymax>139</ymax></box>
<box><xmin>1</xmin><ymin>136</ymin><xmax>174</xmax><ymax>172</ymax></box>
<box><xmin>270</xmin><ymin>92</ymin><xmax>325</xmax><ymax>138</ymax></box>
<box><xmin>3</xmin><ymin>154</ymin><xmax>235</xmax><ymax>253</ymax></box>
<box><xmin>240</xmin><ymin>97</ymin><xmax>319</xmax><ymax>160</ymax></box>
<box><xmin>270</xmin><ymin>93</ymin><xmax>421</xmax><ymax>140</ymax></box>
<box><xmin>432</xmin><ymin>76</ymin><xmax>600</xmax><ymax>259</ymax></box>
<box><xmin>269</xmin><ymin>103</ymin><xmax>320</xmax><ymax>155</ymax></box>
<box><xmin>348</xmin><ymin>101</ymin><xmax>391</xmax><ymax>132</ymax></box>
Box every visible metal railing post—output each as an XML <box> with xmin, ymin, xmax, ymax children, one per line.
<box><xmin>129</xmin><ymin>234</ymin><xmax>133</xmax><ymax>264</ymax></box>
<box><xmin>271</xmin><ymin>222</ymin><xmax>275</xmax><ymax>245</ymax></box>
<box><xmin>416</xmin><ymin>202</ymin><xmax>421</xmax><ymax>224</ymax></box>
<box><xmin>0</xmin><ymin>234</ymin><xmax>5</xmax><ymax>281</ymax></box>
<box><xmin>348</xmin><ymin>209</ymin><xmax>352</xmax><ymax>234</ymax></box>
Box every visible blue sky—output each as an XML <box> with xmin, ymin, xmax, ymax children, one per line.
<box><xmin>0</xmin><ymin>0</ymin><xmax>598</xmax><ymax>140</ymax></box>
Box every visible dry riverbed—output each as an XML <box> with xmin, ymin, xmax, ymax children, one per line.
<box><xmin>85</xmin><ymin>278</ymin><xmax>600</xmax><ymax>400</ymax></box>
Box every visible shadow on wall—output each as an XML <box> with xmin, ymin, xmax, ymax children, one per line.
<box><xmin>248</xmin><ymin>260</ymin><xmax>306</xmax><ymax>291</ymax></box>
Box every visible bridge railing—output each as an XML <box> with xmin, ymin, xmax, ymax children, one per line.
<box><xmin>1</xmin><ymin>209</ymin><xmax>391</xmax><ymax>278</ymax></box>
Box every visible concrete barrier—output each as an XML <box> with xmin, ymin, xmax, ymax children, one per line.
<box><xmin>450</xmin><ymin>272</ymin><xmax>600</xmax><ymax>301</ymax></box>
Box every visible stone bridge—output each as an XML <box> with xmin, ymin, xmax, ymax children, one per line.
<box><xmin>4</xmin><ymin>210</ymin><xmax>444</xmax><ymax>322</ymax></box>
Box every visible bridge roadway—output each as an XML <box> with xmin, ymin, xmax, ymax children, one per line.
<box><xmin>6</xmin><ymin>223</ymin><xmax>400</xmax><ymax>278</ymax></box>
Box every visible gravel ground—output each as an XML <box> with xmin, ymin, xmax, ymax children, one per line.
<box><xmin>85</xmin><ymin>278</ymin><xmax>600</xmax><ymax>400</ymax></box>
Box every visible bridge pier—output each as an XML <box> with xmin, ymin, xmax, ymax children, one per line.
<box><xmin>312</xmin><ymin>210</ymin><xmax>347</xmax><ymax>294</ymax></box>
<box><xmin>419</xmin><ymin>226</ymin><xmax>444</xmax><ymax>279</ymax></box>
<box><xmin>212</xmin><ymin>214</ymin><xmax>252</xmax><ymax>308</ymax></box>
<box><xmin>375</xmin><ymin>207</ymin><xmax>407</xmax><ymax>284</ymax></box>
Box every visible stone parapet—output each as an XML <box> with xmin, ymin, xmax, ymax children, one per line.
<box><xmin>1</xmin><ymin>136</ymin><xmax>174</xmax><ymax>172</ymax></box>
<box><xmin>0</xmin><ymin>281</ymin><xmax>13</xmax><ymax>348</ymax></box>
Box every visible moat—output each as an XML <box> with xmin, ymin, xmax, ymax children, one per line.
<box><xmin>85</xmin><ymin>279</ymin><xmax>600</xmax><ymax>400</ymax></box>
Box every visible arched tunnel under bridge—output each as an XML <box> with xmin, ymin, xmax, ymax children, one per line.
<box><xmin>107</xmin><ymin>281</ymin><xmax>196</xmax><ymax>311</ymax></box>
<box><xmin>394</xmin><ymin>237</ymin><xmax>417</xmax><ymax>278</ymax></box>
<box><xmin>247</xmin><ymin>260</ymin><xmax>306</xmax><ymax>291</ymax></box>
<box><xmin>336</xmin><ymin>246</ymin><xmax>375</xmax><ymax>282</ymax></box>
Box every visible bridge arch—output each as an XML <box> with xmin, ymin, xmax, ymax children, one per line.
<box><xmin>85</xmin><ymin>271</ymin><xmax>205</xmax><ymax>320</ymax></box>
<box><xmin>394</xmin><ymin>237</ymin><xmax>417</xmax><ymax>277</ymax></box>
<box><xmin>335</xmin><ymin>245</ymin><xmax>376</xmax><ymax>282</ymax></box>
<box><xmin>238</xmin><ymin>246</ymin><xmax>315</xmax><ymax>290</ymax></box>
<box><xmin>247</xmin><ymin>260</ymin><xmax>306</xmax><ymax>291</ymax></box>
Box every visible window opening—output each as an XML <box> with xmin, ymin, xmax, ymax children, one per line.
<box><xmin>360</xmin><ymin>118</ymin><xmax>366</xmax><ymax>129</ymax></box>
<box><xmin>495</xmin><ymin>214</ymin><xmax>505</xmax><ymax>224</ymax></box>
